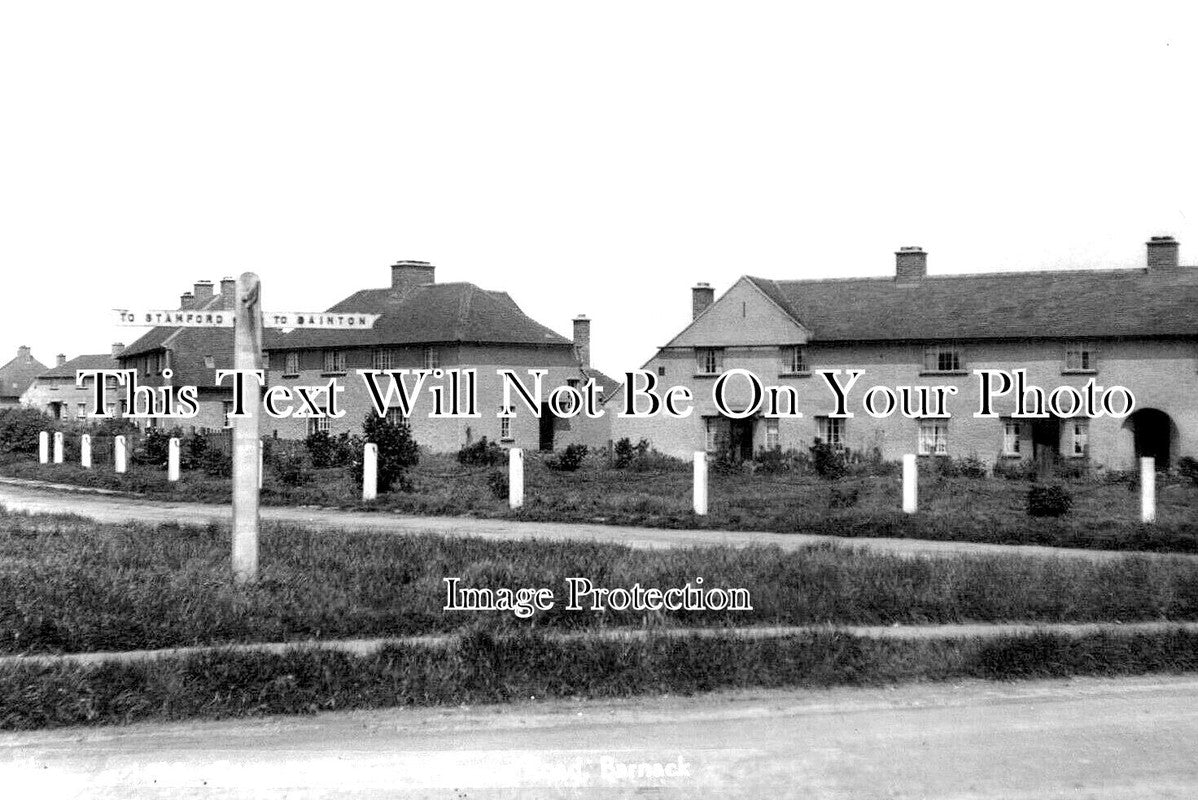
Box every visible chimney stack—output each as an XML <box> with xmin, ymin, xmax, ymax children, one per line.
<box><xmin>391</xmin><ymin>260</ymin><xmax>436</xmax><ymax>291</ymax></box>
<box><xmin>17</xmin><ymin>346</ymin><xmax>30</xmax><ymax>360</ymax></box>
<box><xmin>56</xmin><ymin>354</ymin><xmax>66</xmax><ymax>367</ymax></box>
<box><xmin>692</xmin><ymin>283</ymin><xmax>715</xmax><ymax>319</ymax></box>
<box><xmin>1146</xmin><ymin>236</ymin><xmax>1180</xmax><ymax>270</ymax></box>
<box><xmin>179</xmin><ymin>291</ymin><xmax>195</xmax><ymax>309</ymax></box>
<box><xmin>220</xmin><ymin>277</ymin><xmax>236</xmax><ymax>307</ymax></box>
<box><xmin>111</xmin><ymin>342</ymin><xmax>125</xmax><ymax>358</ymax></box>
<box><xmin>895</xmin><ymin>246</ymin><xmax>927</xmax><ymax>281</ymax></box>
<box><xmin>193</xmin><ymin>280</ymin><xmax>214</xmax><ymax>303</ymax></box>
<box><xmin>573</xmin><ymin>315</ymin><xmax>591</xmax><ymax>368</ymax></box>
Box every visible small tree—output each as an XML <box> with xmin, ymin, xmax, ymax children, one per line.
<box><xmin>356</xmin><ymin>412</ymin><xmax>419</xmax><ymax>492</ymax></box>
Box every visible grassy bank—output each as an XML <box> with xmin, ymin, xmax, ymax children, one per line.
<box><xmin>5</xmin><ymin>454</ymin><xmax>1198</xmax><ymax>553</ymax></box>
<box><xmin>4</xmin><ymin>510</ymin><xmax>1198</xmax><ymax>655</ymax></box>
<box><xmin>3</xmin><ymin>628</ymin><xmax>1197</xmax><ymax>730</ymax></box>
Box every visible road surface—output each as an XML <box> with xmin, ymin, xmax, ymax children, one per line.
<box><xmin>1</xmin><ymin>675</ymin><xmax>1196</xmax><ymax>798</ymax></box>
<box><xmin>1</xmin><ymin>478</ymin><xmax>1185</xmax><ymax>561</ymax></box>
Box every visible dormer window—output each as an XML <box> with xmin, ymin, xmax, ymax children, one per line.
<box><xmin>782</xmin><ymin>345</ymin><xmax>808</xmax><ymax>374</ymax></box>
<box><xmin>696</xmin><ymin>347</ymin><xmax>723</xmax><ymax>375</ymax></box>
<box><xmin>1064</xmin><ymin>345</ymin><xmax>1097</xmax><ymax>373</ymax></box>
<box><xmin>922</xmin><ymin>346</ymin><xmax>964</xmax><ymax>374</ymax></box>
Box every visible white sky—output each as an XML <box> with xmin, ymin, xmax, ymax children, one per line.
<box><xmin>2</xmin><ymin>2</ymin><xmax>1195</xmax><ymax>375</ymax></box>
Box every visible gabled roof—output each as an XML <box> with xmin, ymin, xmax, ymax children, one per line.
<box><xmin>0</xmin><ymin>351</ymin><xmax>48</xmax><ymax>400</ymax></box>
<box><xmin>37</xmin><ymin>353</ymin><xmax>120</xmax><ymax>380</ymax></box>
<box><xmin>745</xmin><ymin>267</ymin><xmax>1198</xmax><ymax>342</ymax></box>
<box><xmin>267</xmin><ymin>281</ymin><xmax>573</xmax><ymax>351</ymax></box>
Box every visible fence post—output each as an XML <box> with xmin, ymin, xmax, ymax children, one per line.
<box><xmin>1141</xmin><ymin>456</ymin><xmax>1156</xmax><ymax>524</ymax></box>
<box><xmin>168</xmin><ymin>437</ymin><xmax>180</xmax><ymax>482</ymax></box>
<box><xmin>114</xmin><ymin>435</ymin><xmax>127</xmax><ymax>474</ymax></box>
<box><xmin>902</xmin><ymin>453</ymin><xmax>917</xmax><ymax>513</ymax></box>
<box><xmin>52</xmin><ymin>432</ymin><xmax>64</xmax><ymax>464</ymax></box>
<box><xmin>693</xmin><ymin>451</ymin><xmax>708</xmax><ymax>515</ymax></box>
<box><xmin>39</xmin><ymin>431</ymin><xmax>49</xmax><ymax>464</ymax></box>
<box><xmin>80</xmin><ymin>434</ymin><xmax>91</xmax><ymax>469</ymax></box>
<box><xmin>362</xmin><ymin>442</ymin><xmax>378</xmax><ymax>501</ymax></box>
<box><xmin>509</xmin><ymin>447</ymin><xmax>524</xmax><ymax>509</ymax></box>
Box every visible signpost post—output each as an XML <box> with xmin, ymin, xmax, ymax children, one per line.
<box><xmin>116</xmin><ymin>275</ymin><xmax>379</xmax><ymax>583</ymax></box>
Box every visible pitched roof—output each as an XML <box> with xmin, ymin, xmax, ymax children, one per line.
<box><xmin>267</xmin><ymin>282</ymin><xmax>573</xmax><ymax>350</ymax></box>
<box><xmin>0</xmin><ymin>351</ymin><xmax>48</xmax><ymax>400</ymax></box>
<box><xmin>37</xmin><ymin>353</ymin><xmax>120</xmax><ymax>380</ymax></box>
<box><xmin>745</xmin><ymin>267</ymin><xmax>1198</xmax><ymax>342</ymax></box>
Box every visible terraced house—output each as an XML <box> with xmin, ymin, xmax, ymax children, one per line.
<box><xmin>613</xmin><ymin>236</ymin><xmax>1198</xmax><ymax>470</ymax></box>
<box><xmin>264</xmin><ymin>260</ymin><xmax>612</xmax><ymax>451</ymax></box>
<box><xmin>21</xmin><ymin>344</ymin><xmax>125</xmax><ymax>420</ymax></box>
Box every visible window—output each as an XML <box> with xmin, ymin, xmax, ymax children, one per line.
<box><xmin>262</xmin><ymin>352</ymin><xmax>270</xmax><ymax>371</ymax></box>
<box><xmin>657</xmin><ymin>365</ymin><xmax>666</xmax><ymax>377</ymax></box>
<box><xmin>696</xmin><ymin>348</ymin><xmax>723</xmax><ymax>375</ymax></box>
<box><xmin>322</xmin><ymin>350</ymin><xmax>346</xmax><ymax>374</ymax></box>
<box><xmin>923</xmin><ymin>346</ymin><xmax>964</xmax><ymax>373</ymax></box>
<box><xmin>1002</xmin><ymin>419</ymin><xmax>1024</xmax><ymax>457</ymax></box>
<box><xmin>223</xmin><ymin>401</ymin><xmax>235</xmax><ymax>428</ymax></box>
<box><xmin>284</xmin><ymin>352</ymin><xmax>300</xmax><ymax>376</ymax></box>
<box><xmin>765</xmin><ymin>418</ymin><xmax>780</xmax><ymax>450</ymax></box>
<box><xmin>1065</xmin><ymin>345</ymin><xmax>1097</xmax><ymax>373</ymax></box>
<box><xmin>423</xmin><ymin>347</ymin><xmax>440</xmax><ymax>370</ymax></box>
<box><xmin>1069</xmin><ymin>419</ymin><xmax>1089</xmax><ymax>457</ymax></box>
<box><xmin>816</xmin><ymin>416</ymin><xmax>846</xmax><ymax>449</ymax></box>
<box><xmin>76</xmin><ymin>403</ymin><xmax>86</xmax><ymax>419</ymax></box>
<box><xmin>500</xmin><ymin>411</ymin><xmax>512</xmax><ymax>442</ymax></box>
<box><xmin>782</xmin><ymin>346</ymin><xmax>807</xmax><ymax>374</ymax></box>
<box><xmin>705</xmin><ymin>418</ymin><xmax>720</xmax><ymax>453</ymax></box>
<box><xmin>372</xmin><ymin>348</ymin><xmax>394</xmax><ymax>371</ymax></box>
<box><xmin>203</xmin><ymin>355</ymin><xmax>215</xmax><ymax>369</ymax></box>
<box><xmin>918</xmin><ymin>419</ymin><xmax>949</xmax><ymax>455</ymax></box>
<box><xmin>307</xmin><ymin>415</ymin><xmax>330</xmax><ymax>435</ymax></box>
<box><xmin>385</xmin><ymin>407</ymin><xmax>406</xmax><ymax>426</ymax></box>
<box><xmin>566</xmin><ymin>378</ymin><xmax>580</xmax><ymax>389</ymax></box>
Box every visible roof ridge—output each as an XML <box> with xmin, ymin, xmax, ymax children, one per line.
<box><xmin>766</xmin><ymin>266</ymin><xmax>1198</xmax><ymax>285</ymax></box>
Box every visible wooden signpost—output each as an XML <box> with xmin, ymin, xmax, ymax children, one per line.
<box><xmin>117</xmin><ymin>272</ymin><xmax>379</xmax><ymax>582</ymax></box>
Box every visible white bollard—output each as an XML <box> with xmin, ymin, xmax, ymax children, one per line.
<box><xmin>168</xmin><ymin>437</ymin><xmax>180</xmax><ymax>482</ymax></box>
<box><xmin>1141</xmin><ymin>456</ymin><xmax>1156</xmax><ymax>524</ymax></box>
<box><xmin>258</xmin><ymin>440</ymin><xmax>264</xmax><ymax>490</ymax></box>
<box><xmin>693</xmin><ymin>451</ymin><xmax>708</xmax><ymax>515</ymax></box>
<box><xmin>509</xmin><ymin>447</ymin><xmax>524</xmax><ymax>509</ymax></box>
<box><xmin>39</xmin><ymin>431</ymin><xmax>49</xmax><ymax>464</ymax></box>
<box><xmin>80</xmin><ymin>434</ymin><xmax>91</xmax><ymax>469</ymax></box>
<box><xmin>114</xmin><ymin>435</ymin><xmax>127</xmax><ymax>474</ymax></box>
<box><xmin>362</xmin><ymin>442</ymin><xmax>378</xmax><ymax>501</ymax></box>
<box><xmin>52</xmin><ymin>432</ymin><xmax>64</xmax><ymax>464</ymax></box>
<box><xmin>902</xmin><ymin>453</ymin><xmax>918</xmax><ymax>513</ymax></box>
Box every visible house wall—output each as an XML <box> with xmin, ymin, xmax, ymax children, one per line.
<box><xmin>611</xmin><ymin>337</ymin><xmax>1198</xmax><ymax>470</ymax></box>
<box><xmin>22</xmin><ymin>377</ymin><xmax>122</xmax><ymax>421</ymax></box>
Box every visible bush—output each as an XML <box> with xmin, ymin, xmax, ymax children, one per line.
<box><xmin>994</xmin><ymin>458</ymin><xmax>1037</xmax><ymax>481</ymax></box>
<box><xmin>828</xmin><ymin>486</ymin><xmax>859</xmax><ymax>509</ymax></box>
<box><xmin>0</xmin><ymin>408</ymin><xmax>54</xmax><ymax>454</ymax></box>
<box><xmin>809</xmin><ymin>439</ymin><xmax>847</xmax><ymax>480</ymax></box>
<box><xmin>754</xmin><ymin>446</ymin><xmax>790</xmax><ymax>474</ymax></box>
<box><xmin>1027</xmin><ymin>483</ymin><xmax>1073</xmax><ymax>517</ymax></box>
<box><xmin>612</xmin><ymin>437</ymin><xmax>651</xmax><ymax>469</ymax></box>
<box><xmin>272</xmin><ymin>448</ymin><xmax>310</xmax><ymax>487</ymax></box>
<box><xmin>457</xmin><ymin>437</ymin><xmax>504</xmax><ymax>467</ymax></box>
<box><xmin>134</xmin><ymin>428</ymin><xmax>172</xmax><ymax>468</ymax></box>
<box><xmin>546</xmin><ymin>444</ymin><xmax>588</xmax><ymax>472</ymax></box>
<box><xmin>1178</xmin><ymin>457</ymin><xmax>1198</xmax><ymax>487</ymax></box>
<box><xmin>355</xmin><ymin>413</ymin><xmax>419</xmax><ymax>493</ymax></box>
<box><xmin>487</xmin><ymin>471</ymin><xmax>509</xmax><ymax>500</ymax></box>
<box><xmin>197</xmin><ymin>448</ymin><xmax>232</xmax><ymax>478</ymax></box>
<box><xmin>305</xmin><ymin>430</ymin><xmax>358</xmax><ymax>469</ymax></box>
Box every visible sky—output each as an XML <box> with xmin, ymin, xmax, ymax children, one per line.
<box><xmin>1</xmin><ymin>2</ymin><xmax>1196</xmax><ymax>376</ymax></box>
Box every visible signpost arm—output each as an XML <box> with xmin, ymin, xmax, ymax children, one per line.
<box><xmin>232</xmin><ymin>272</ymin><xmax>262</xmax><ymax>583</ymax></box>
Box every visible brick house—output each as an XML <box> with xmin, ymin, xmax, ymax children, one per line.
<box><xmin>20</xmin><ymin>344</ymin><xmax>125</xmax><ymax>420</ymax></box>
<box><xmin>613</xmin><ymin>236</ymin><xmax>1197</xmax><ymax>471</ymax></box>
<box><xmin>264</xmin><ymin>261</ymin><xmax>613</xmax><ymax>451</ymax></box>
<box><xmin>0</xmin><ymin>347</ymin><xmax>48</xmax><ymax>410</ymax></box>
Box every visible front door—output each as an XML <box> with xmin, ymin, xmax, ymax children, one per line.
<box><xmin>1031</xmin><ymin>419</ymin><xmax>1060</xmax><ymax>472</ymax></box>
<box><xmin>728</xmin><ymin>418</ymin><xmax>755</xmax><ymax>462</ymax></box>
<box><xmin>538</xmin><ymin>403</ymin><xmax>555</xmax><ymax>451</ymax></box>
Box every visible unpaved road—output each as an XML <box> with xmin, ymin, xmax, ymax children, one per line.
<box><xmin>2</xmin><ymin>675</ymin><xmax>1196</xmax><ymax>799</ymax></box>
<box><xmin>0</xmin><ymin>480</ymin><xmax>1184</xmax><ymax>560</ymax></box>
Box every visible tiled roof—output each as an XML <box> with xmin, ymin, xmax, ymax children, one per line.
<box><xmin>0</xmin><ymin>352</ymin><xmax>48</xmax><ymax>399</ymax></box>
<box><xmin>37</xmin><ymin>354</ymin><xmax>120</xmax><ymax>380</ymax></box>
<box><xmin>267</xmin><ymin>282</ymin><xmax>572</xmax><ymax>351</ymax></box>
<box><xmin>746</xmin><ymin>267</ymin><xmax>1198</xmax><ymax>342</ymax></box>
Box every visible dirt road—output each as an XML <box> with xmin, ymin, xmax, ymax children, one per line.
<box><xmin>0</xmin><ymin>479</ymin><xmax>1184</xmax><ymax>560</ymax></box>
<box><xmin>2</xmin><ymin>675</ymin><xmax>1195</xmax><ymax>798</ymax></box>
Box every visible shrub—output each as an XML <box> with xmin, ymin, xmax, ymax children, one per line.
<box><xmin>808</xmin><ymin>439</ymin><xmax>847</xmax><ymax>480</ymax></box>
<box><xmin>994</xmin><ymin>458</ymin><xmax>1037</xmax><ymax>481</ymax></box>
<box><xmin>0</xmin><ymin>408</ymin><xmax>55</xmax><ymax>454</ymax></box>
<box><xmin>612</xmin><ymin>437</ymin><xmax>651</xmax><ymax>469</ymax></box>
<box><xmin>182</xmin><ymin>433</ymin><xmax>209</xmax><ymax>470</ymax></box>
<box><xmin>486</xmin><ymin>471</ymin><xmax>509</xmax><ymax>500</ymax></box>
<box><xmin>754</xmin><ymin>446</ymin><xmax>790</xmax><ymax>474</ymax></box>
<box><xmin>1178</xmin><ymin>456</ymin><xmax>1198</xmax><ymax>487</ymax></box>
<box><xmin>1027</xmin><ymin>483</ymin><xmax>1073</xmax><ymax>517</ymax></box>
<box><xmin>197</xmin><ymin>448</ymin><xmax>232</xmax><ymax>478</ymax></box>
<box><xmin>457</xmin><ymin>437</ymin><xmax>504</xmax><ymax>467</ymax></box>
<box><xmin>134</xmin><ymin>428</ymin><xmax>172</xmax><ymax>468</ymax></box>
<box><xmin>546</xmin><ymin>444</ymin><xmax>588</xmax><ymax>472</ymax></box>
<box><xmin>828</xmin><ymin>486</ymin><xmax>859</xmax><ymax>509</ymax></box>
<box><xmin>956</xmin><ymin>455</ymin><xmax>988</xmax><ymax>479</ymax></box>
<box><xmin>272</xmin><ymin>448</ymin><xmax>310</xmax><ymax>487</ymax></box>
<box><xmin>355</xmin><ymin>413</ymin><xmax>419</xmax><ymax>493</ymax></box>
<box><xmin>305</xmin><ymin>430</ymin><xmax>357</xmax><ymax>469</ymax></box>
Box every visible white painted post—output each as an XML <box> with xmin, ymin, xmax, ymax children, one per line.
<box><xmin>232</xmin><ymin>273</ymin><xmax>263</xmax><ymax>584</ymax></box>
<box><xmin>1141</xmin><ymin>456</ymin><xmax>1156</xmax><ymax>524</ymax></box>
<box><xmin>52</xmin><ymin>432</ymin><xmax>63</xmax><ymax>464</ymax></box>
<box><xmin>80</xmin><ymin>434</ymin><xmax>91</xmax><ymax>469</ymax></box>
<box><xmin>902</xmin><ymin>453</ymin><xmax>918</xmax><ymax>513</ymax></box>
<box><xmin>258</xmin><ymin>440</ymin><xmax>264</xmax><ymax>490</ymax></box>
<box><xmin>39</xmin><ymin>432</ymin><xmax>49</xmax><ymax>464</ymax></box>
<box><xmin>509</xmin><ymin>447</ymin><xmax>524</xmax><ymax>509</ymax></box>
<box><xmin>362</xmin><ymin>442</ymin><xmax>378</xmax><ymax>501</ymax></box>
<box><xmin>168</xmin><ymin>437</ymin><xmax>180</xmax><ymax>481</ymax></box>
<box><xmin>114</xmin><ymin>435</ymin><xmax>127</xmax><ymax>474</ymax></box>
<box><xmin>693</xmin><ymin>450</ymin><xmax>708</xmax><ymax>515</ymax></box>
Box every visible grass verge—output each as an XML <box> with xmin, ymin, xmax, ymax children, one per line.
<box><xmin>2</xmin><ymin>628</ymin><xmax>1196</xmax><ymax>730</ymax></box>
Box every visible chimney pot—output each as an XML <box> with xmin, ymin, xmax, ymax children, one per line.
<box><xmin>193</xmin><ymin>281</ymin><xmax>214</xmax><ymax>301</ymax></box>
<box><xmin>111</xmin><ymin>342</ymin><xmax>125</xmax><ymax>358</ymax></box>
<box><xmin>219</xmin><ymin>277</ymin><xmax>236</xmax><ymax>307</ymax></box>
<box><xmin>17</xmin><ymin>346</ymin><xmax>30</xmax><ymax>360</ymax></box>
<box><xmin>391</xmin><ymin>260</ymin><xmax>436</xmax><ymax>291</ymax></box>
<box><xmin>1147</xmin><ymin>236</ymin><xmax>1180</xmax><ymax>270</ymax></box>
<box><xmin>56</xmin><ymin>354</ymin><xmax>67</xmax><ymax>367</ymax></box>
<box><xmin>572</xmin><ymin>315</ymin><xmax>592</xmax><ymax>368</ymax></box>
<box><xmin>895</xmin><ymin>246</ymin><xmax>927</xmax><ymax>281</ymax></box>
<box><xmin>179</xmin><ymin>291</ymin><xmax>195</xmax><ymax>310</ymax></box>
<box><xmin>692</xmin><ymin>283</ymin><xmax>715</xmax><ymax>320</ymax></box>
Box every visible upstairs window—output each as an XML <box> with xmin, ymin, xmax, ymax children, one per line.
<box><xmin>284</xmin><ymin>352</ymin><xmax>300</xmax><ymax>376</ymax></box>
<box><xmin>1064</xmin><ymin>345</ymin><xmax>1097</xmax><ymax>373</ymax></box>
<box><xmin>696</xmin><ymin>347</ymin><xmax>723</xmax><ymax>375</ymax></box>
<box><xmin>782</xmin><ymin>345</ymin><xmax>808</xmax><ymax>374</ymax></box>
<box><xmin>423</xmin><ymin>347</ymin><xmax>441</xmax><ymax>371</ymax></box>
<box><xmin>372</xmin><ymin>348</ymin><xmax>394</xmax><ymax>371</ymax></box>
<box><xmin>322</xmin><ymin>350</ymin><xmax>346</xmax><ymax>374</ymax></box>
<box><xmin>923</xmin><ymin>346</ymin><xmax>964</xmax><ymax>374</ymax></box>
